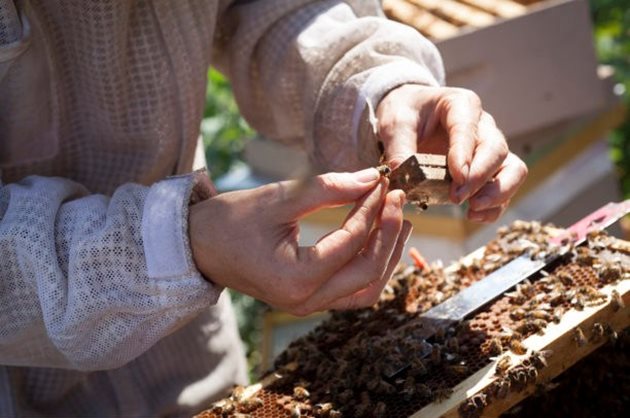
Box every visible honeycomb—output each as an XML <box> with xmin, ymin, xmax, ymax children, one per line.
<box><xmin>195</xmin><ymin>223</ymin><xmax>629</xmax><ymax>418</ymax></box>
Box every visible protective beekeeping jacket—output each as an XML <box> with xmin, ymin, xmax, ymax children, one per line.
<box><xmin>0</xmin><ymin>0</ymin><xmax>443</xmax><ymax>416</ymax></box>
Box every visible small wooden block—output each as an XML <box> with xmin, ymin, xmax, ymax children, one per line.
<box><xmin>389</xmin><ymin>153</ymin><xmax>452</xmax><ymax>208</ymax></box>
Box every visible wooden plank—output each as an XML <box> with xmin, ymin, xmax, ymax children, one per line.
<box><xmin>512</xmin><ymin>103</ymin><xmax>626</xmax><ymax>205</ymax></box>
<box><xmin>410</xmin><ymin>278</ymin><xmax>630</xmax><ymax>418</ymax></box>
<box><xmin>382</xmin><ymin>0</ymin><xmax>460</xmax><ymax>39</ymax></box>
<box><xmin>416</xmin><ymin>153</ymin><xmax>447</xmax><ymax>166</ymax></box>
<box><xmin>459</xmin><ymin>0</ymin><xmax>528</xmax><ymax>18</ymax></box>
<box><xmin>407</xmin><ymin>0</ymin><xmax>496</xmax><ymax>27</ymax></box>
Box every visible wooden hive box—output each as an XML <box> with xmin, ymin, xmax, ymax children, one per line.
<box><xmin>196</xmin><ymin>221</ymin><xmax>630</xmax><ymax>418</ymax></box>
<box><xmin>382</xmin><ymin>0</ymin><xmax>608</xmax><ymax>139</ymax></box>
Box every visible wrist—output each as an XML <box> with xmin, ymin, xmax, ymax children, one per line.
<box><xmin>185</xmin><ymin>171</ymin><xmax>220</xmax><ymax>284</ymax></box>
<box><xmin>188</xmin><ymin>199</ymin><xmax>216</xmax><ymax>284</ymax></box>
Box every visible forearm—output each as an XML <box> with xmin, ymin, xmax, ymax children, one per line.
<box><xmin>0</xmin><ymin>172</ymin><xmax>218</xmax><ymax>371</ymax></box>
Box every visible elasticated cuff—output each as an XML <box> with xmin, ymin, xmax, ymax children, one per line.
<box><xmin>141</xmin><ymin>170</ymin><xmax>216</xmax><ymax>280</ymax></box>
<box><xmin>350</xmin><ymin>59</ymin><xmax>442</xmax><ymax>150</ymax></box>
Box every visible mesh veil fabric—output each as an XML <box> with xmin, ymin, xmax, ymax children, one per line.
<box><xmin>0</xmin><ymin>0</ymin><xmax>20</xmax><ymax>45</ymax></box>
<box><xmin>0</xmin><ymin>0</ymin><xmax>443</xmax><ymax>416</ymax></box>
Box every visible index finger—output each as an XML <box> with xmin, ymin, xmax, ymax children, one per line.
<box><xmin>296</xmin><ymin>179</ymin><xmax>387</xmax><ymax>283</ymax></box>
<box><xmin>439</xmin><ymin>90</ymin><xmax>482</xmax><ymax>189</ymax></box>
<box><xmin>378</xmin><ymin>106</ymin><xmax>420</xmax><ymax>168</ymax></box>
<box><xmin>463</xmin><ymin>112</ymin><xmax>509</xmax><ymax>201</ymax></box>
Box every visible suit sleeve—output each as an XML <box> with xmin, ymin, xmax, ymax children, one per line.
<box><xmin>213</xmin><ymin>0</ymin><xmax>444</xmax><ymax>171</ymax></box>
<box><xmin>0</xmin><ymin>171</ymin><xmax>220</xmax><ymax>371</ymax></box>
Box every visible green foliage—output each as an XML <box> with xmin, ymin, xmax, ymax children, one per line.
<box><xmin>202</xmin><ymin>68</ymin><xmax>264</xmax><ymax>378</ymax></box>
<box><xmin>590</xmin><ymin>0</ymin><xmax>630</xmax><ymax>196</ymax></box>
<box><xmin>201</xmin><ymin>68</ymin><xmax>253</xmax><ymax>179</ymax></box>
<box><xmin>230</xmin><ymin>290</ymin><xmax>265</xmax><ymax>379</ymax></box>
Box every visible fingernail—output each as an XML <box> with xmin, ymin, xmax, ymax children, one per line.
<box><xmin>460</xmin><ymin>163</ymin><xmax>470</xmax><ymax>180</ymax></box>
<box><xmin>354</xmin><ymin>168</ymin><xmax>380</xmax><ymax>183</ymax></box>
<box><xmin>403</xmin><ymin>224</ymin><xmax>413</xmax><ymax>244</ymax></box>
<box><xmin>469</xmin><ymin>211</ymin><xmax>485</xmax><ymax>222</ymax></box>
<box><xmin>474</xmin><ymin>195</ymin><xmax>491</xmax><ymax>210</ymax></box>
<box><xmin>396</xmin><ymin>190</ymin><xmax>406</xmax><ymax>207</ymax></box>
<box><xmin>456</xmin><ymin>184</ymin><xmax>470</xmax><ymax>204</ymax></box>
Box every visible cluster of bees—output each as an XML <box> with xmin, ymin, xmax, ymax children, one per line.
<box><xmin>198</xmin><ymin>222</ymin><xmax>628</xmax><ymax>418</ymax></box>
<box><xmin>198</xmin><ymin>385</ymin><xmax>264</xmax><ymax>417</ymax></box>
<box><xmin>459</xmin><ymin>350</ymin><xmax>553</xmax><ymax>418</ymax></box>
<box><xmin>503</xmin><ymin>328</ymin><xmax>629</xmax><ymax>417</ymax></box>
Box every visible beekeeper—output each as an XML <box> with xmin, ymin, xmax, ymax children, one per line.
<box><xmin>0</xmin><ymin>1</ymin><xmax>526</xmax><ymax>416</ymax></box>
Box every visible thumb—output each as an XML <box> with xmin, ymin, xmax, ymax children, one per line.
<box><xmin>284</xmin><ymin>168</ymin><xmax>381</xmax><ymax>219</ymax></box>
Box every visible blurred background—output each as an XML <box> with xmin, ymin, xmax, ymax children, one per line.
<box><xmin>201</xmin><ymin>0</ymin><xmax>630</xmax><ymax>379</ymax></box>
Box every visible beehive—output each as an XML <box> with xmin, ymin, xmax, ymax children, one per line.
<box><xmin>195</xmin><ymin>221</ymin><xmax>629</xmax><ymax>418</ymax></box>
<box><xmin>382</xmin><ymin>0</ymin><xmax>607</xmax><ymax>139</ymax></box>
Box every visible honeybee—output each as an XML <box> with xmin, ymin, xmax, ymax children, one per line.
<box><xmin>290</xmin><ymin>405</ymin><xmax>302</xmax><ymax>418</ymax></box>
<box><xmin>494</xmin><ymin>379</ymin><xmax>511</xmax><ymax>399</ymax></box>
<box><xmin>486</xmin><ymin>338</ymin><xmax>503</xmax><ymax>356</ymax></box>
<box><xmin>548</xmin><ymin>291</ymin><xmax>565</xmax><ymax>307</ymax></box>
<box><xmin>376</xmin><ymin>164</ymin><xmax>391</xmax><ymax>177</ymax></box>
<box><xmin>531</xmin><ymin>350</ymin><xmax>553</xmax><ymax>369</ymax></box>
<box><xmin>433</xmin><ymin>387</ymin><xmax>453</xmax><ymax>403</ymax></box>
<box><xmin>527</xmin><ymin>366</ymin><xmax>538</xmax><ymax>381</ymax></box>
<box><xmin>505</xmin><ymin>290</ymin><xmax>526</xmax><ymax>305</ymax></box>
<box><xmin>528</xmin><ymin>310</ymin><xmax>552</xmax><ymax>322</ymax></box>
<box><xmin>611</xmin><ymin>289</ymin><xmax>625</xmax><ymax>311</ymax></box>
<box><xmin>276</xmin><ymin>395</ymin><xmax>292</xmax><ymax>407</ymax></box>
<box><xmin>510</xmin><ymin>339</ymin><xmax>527</xmax><ymax>355</ymax></box>
<box><xmin>370</xmin><ymin>379</ymin><xmax>395</xmax><ymax>395</ymax></box>
<box><xmin>210</xmin><ymin>400</ymin><xmax>235</xmax><ymax>415</ymax></box>
<box><xmin>313</xmin><ymin>403</ymin><xmax>333</xmax><ymax>417</ymax></box>
<box><xmin>511</xmin><ymin>370</ymin><xmax>528</xmax><ymax>387</ymax></box>
<box><xmin>604</xmin><ymin>323</ymin><xmax>618</xmax><ymax>343</ymax></box>
<box><xmin>293</xmin><ymin>386</ymin><xmax>310</xmax><ymax>401</ymax></box>
<box><xmin>599</xmin><ymin>264</ymin><xmax>623</xmax><ymax>283</ymax></box>
<box><xmin>208</xmin><ymin>402</ymin><xmax>231</xmax><ymax>415</ymax></box>
<box><xmin>431</xmin><ymin>344</ymin><xmax>442</xmax><ymax>365</ymax></box>
<box><xmin>329</xmin><ymin>410</ymin><xmax>342</xmax><ymax>418</ymax></box>
<box><xmin>447</xmin><ymin>363</ymin><xmax>469</xmax><ymax>376</ymax></box>
<box><xmin>238</xmin><ymin>397</ymin><xmax>263</xmax><ymax>413</ymax></box>
<box><xmin>337</xmin><ymin>389</ymin><xmax>353</xmax><ymax>404</ymax></box>
<box><xmin>410</xmin><ymin>357</ymin><xmax>428</xmax><ymax>376</ymax></box>
<box><xmin>417</xmin><ymin>383</ymin><xmax>433</xmax><ymax>398</ymax></box>
<box><xmin>446</xmin><ymin>336</ymin><xmax>460</xmax><ymax>353</ymax></box>
<box><xmin>495</xmin><ymin>356</ymin><xmax>512</xmax><ymax>377</ymax></box>
<box><xmin>551</xmin><ymin>308</ymin><xmax>563</xmax><ymax>324</ymax></box>
<box><xmin>509</xmin><ymin>308</ymin><xmax>526</xmax><ymax>320</ymax></box>
<box><xmin>556</xmin><ymin>270</ymin><xmax>574</xmax><ymax>286</ymax></box>
<box><xmin>353</xmin><ymin>393</ymin><xmax>371</xmax><ymax>417</ymax></box>
<box><xmin>573</xmin><ymin>327</ymin><xmax>587</xmax><ymax>347</ymax></box>
<box><xmin>470</xmin><ymin>393</ymin><xmax>488</xmax><ymax>408</ymax></box>
<box><xmin>516</xmin><ymin>319</ymin><xmax>547</xmax><ymax>336</ymax></box>
<box><xmin>591</xmin><ymin>322</ymin><xmax>605</xmax><ymax>342</ymax></box>
<box><xmin>373</xmin><ymin>402</ymin><xmax>387</xmax><ymax>418</ymax></box>
<box><xmin>230</xmin><ymin>385</ymin><xmax>245</xmax><ymax>402</ymax></box>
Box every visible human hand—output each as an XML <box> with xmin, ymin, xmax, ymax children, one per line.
<box><xmin>376</xmin><ymin>85</ymin><xmax>528</xmax><ymax>222</ymax></box>
<box><xmin>189</xmin><ymin>169</ymin><xmax>412</xmax><ymax>315</ymax></box>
